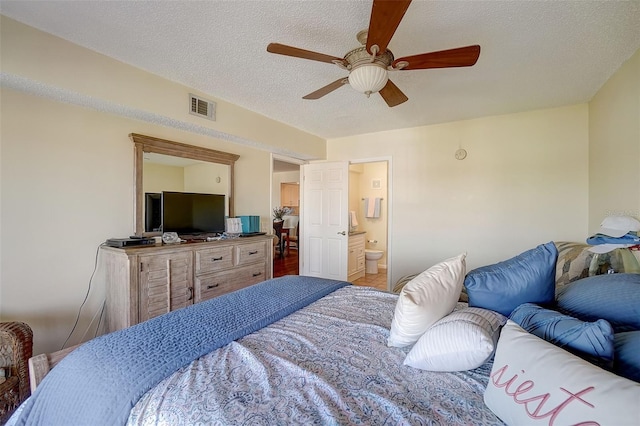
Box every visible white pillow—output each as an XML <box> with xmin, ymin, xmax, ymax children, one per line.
<box><xmin>485</xmin><ymin>321</ymin><xmax>640</xmax><ymax>426</ymax></box>
<box><xmin>404</xmin><ymin>307</ymin><xmax>506</xmax><ymax>371</ymax></box>
<box><xmin>388</xmin><ymin>253</ymin><xmax>466</xmax><ymax>347</ymax></box>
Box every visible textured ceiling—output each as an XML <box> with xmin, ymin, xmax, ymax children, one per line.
<box><xmin>1</xmin><ymin>1</ymin><xmax>639</xmax><ymax>140</ymax></box>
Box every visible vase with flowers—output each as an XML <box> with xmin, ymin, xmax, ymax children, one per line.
<box><xmin>273</xmin><ymin>206</ymin><xmax>292</xmax><ymax>222</ymax></box>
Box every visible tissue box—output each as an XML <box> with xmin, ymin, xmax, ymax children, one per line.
<box><xmin>238</xmin><ymin>215</ymin><xmax>260</xmax><ymax>233</ymax></box>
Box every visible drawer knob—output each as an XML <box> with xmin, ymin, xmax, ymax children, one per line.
<box><xmin>248</xmin><ymin>250</ymin><xmax>258</xmax><ymax>255</ymax></box>
<box><xmin>207</xmin><ymin>283</ymin><xmax>220</xmax><ymax>289</ymax></box>
<box><xmin>212</xmin><ymin>256</ymin><xmax>223</xmax><ymax>261</ymax></box>
<box><xmin>252</xmin><ymin>272</ymin><xmax>262</xmax><ymax>277</ymax></box>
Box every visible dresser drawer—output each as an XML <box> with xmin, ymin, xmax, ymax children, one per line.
<box><xmin>195</xmin><ymin>264</ymin><xmax>267</xmax><ymax>302</ymax></box>
<box><xmin>236</xmin><ymin>241</ymin><xmax>267</xmax><ymax>266</ymax></box>
<box><xmin>195</xmin><ymin>246</ymin><xmax>234</xmax><ymax>274</ymax></box>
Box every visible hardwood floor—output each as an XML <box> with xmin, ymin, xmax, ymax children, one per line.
<box><xmin>273</xmin><ymin>248</ymin><xmax>389</xmax><ymax>292</ymax></box>
<box><xmin>273</xmin><ymin>247</ymin><xmax>299</xmax><ymax>276</ymax></box>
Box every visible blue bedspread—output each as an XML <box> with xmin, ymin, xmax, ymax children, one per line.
<box><xmin>12</xmin><ymin>276</ymin><xmax>348</xmax><ymax>426</ymax></box>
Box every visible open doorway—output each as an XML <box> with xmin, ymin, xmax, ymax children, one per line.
<box><xmin>272</xmin><ymin>155</ymin><xmax>304</xmax><ymax>277</ymax></box>
<box><xmin>348</xmin><ymin>160</ymin><xmax>390</xmax><ymax>291</ymax></box>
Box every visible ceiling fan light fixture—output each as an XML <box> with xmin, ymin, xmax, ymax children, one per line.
<box><xmin>348</xmin><ymin>64</ymin><xmax>388</xmax><ymax>97</ymax></box>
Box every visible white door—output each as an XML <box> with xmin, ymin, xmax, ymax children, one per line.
<box><xmin>301</xmin><ymin>161</ymin><xmax>349</xmax><ymax>280</ymax></box>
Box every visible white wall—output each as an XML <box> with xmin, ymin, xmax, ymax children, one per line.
<box><xmin>328</xmin><ymin>104</ymin><xmax>590</xmax><ymax>284</ymax></box>
<box><xmin>589</xmin><ymin>48</ymin><xmax>640</xmax><ymax>232</ymax></box>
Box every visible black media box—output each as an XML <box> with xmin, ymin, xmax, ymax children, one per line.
<box><xmin>105</xmin><ymin>237</ymin><xmax>156</xmax><ymax>248</ymax></box>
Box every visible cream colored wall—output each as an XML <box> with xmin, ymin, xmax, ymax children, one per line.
<box><xmin>0</xmin><ymin>87</ymin><xmax>298</xmax><ymax>353</ymax></box>
<box><xmin>588</xmin><ymin>48</ymin><xmax>640</xmax><ymax>233</ymax></box>
<box><xmin>0</xmin><ymin>16</ymin><xmax>326</xmax><ymax>159</ymax></box>
<box><xmin>184</xmin><ymin>162</ymin><xmax>229</xmax><ymax>196</ymax></box>
<box><xmin>328</xmin><ymin>104</ymin><xmax>590</xmax><ymax>284</ymax></box>
<box><xmin>348</xmin><ymin>165</ymin><xmax>363</xmax><ymax>220</ymax></box>
<box><xmin>144</xmin><ymin>163</ymin><xmax>185</xmax><ymax>193</ymax></box>
<box><xmin>0</xmin><ymin>17</ymin><xmax>325</xmax><ymax>354</ymax></box>
<box><xmin>0</xmin><ymin>87</ymin><xmax>287</xmax><ymax>353</ymax></box>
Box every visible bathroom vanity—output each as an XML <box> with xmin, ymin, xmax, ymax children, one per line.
<box><xmin>348</xmin><ymin>232</ymin><xmax>366</xmax><ymax>282</ymax></box>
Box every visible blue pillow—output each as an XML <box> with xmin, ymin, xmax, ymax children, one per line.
<box><xmin>556</xmin><ymin>273</ymin><xmax>640</xmax><ymax>332</ymax></box>
<box><xmin>510</xmin><ymin>303</ymin><xmax>614</xmax><ymax>362</ymax></box>
<box><xmin>614</xmin><ymin>331</ymin><xmax>640</xmax><ymax>383</ymax></box>
<box><xmin>464</xmin><ymin>242</ymin><xmax>557</xmax><ymax>316</ymax></box>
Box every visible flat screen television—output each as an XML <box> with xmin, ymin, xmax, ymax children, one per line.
<box><xmin>161</xmin><ymin>191</ymin><xmax>226</xmax><ymax>235</ymax></box>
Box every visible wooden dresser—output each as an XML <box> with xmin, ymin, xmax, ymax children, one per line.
<box><xmin>100</xmin><ymin>235</ymin><xmax>273</xmax><ymax>333</ymax></box>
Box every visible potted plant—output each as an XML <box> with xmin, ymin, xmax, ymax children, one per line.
<box><xmin>273</xmin><ymin>206</ymin><xmax>292</xmax><ymax>222</ymax></box>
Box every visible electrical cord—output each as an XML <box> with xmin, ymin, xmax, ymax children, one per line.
<box><xmin>62</xmin><ymin>242</ymin><xmax>105</xmax><ymax>350</ymax></box>
<box><xmin>94</xmin><ymin>300</ymin><xmax>106</xmax><ymax>338</ymax></box>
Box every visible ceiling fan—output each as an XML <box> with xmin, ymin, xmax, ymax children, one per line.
<box><xmin>266</xmin><ymin>0</ymin><xmax>480</xmax><ymax>107</ymax></box>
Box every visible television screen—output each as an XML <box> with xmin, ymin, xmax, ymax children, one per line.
<box><xmin>161</xmin><ymin>191</ymin><xmax>226</xmax><ymax>235</ymax></box>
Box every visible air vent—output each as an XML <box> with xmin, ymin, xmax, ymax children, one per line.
<box><xmin>189</xmin><ymin>94</ymin><xmax>216</xmax><ymax>121</ymax></box>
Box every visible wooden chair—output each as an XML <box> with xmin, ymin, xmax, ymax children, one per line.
<box><xmin>0</xmin><ymin>322</ymin><xmax>33</xmax><ymax>423</ymax></box>
<box><xmin>273</xmin><ymin>220</ymin><xmax>285</xmax><ymax>259</ymax></box>
<box><xmin>289</xmin><ymin>223</ymin><xmax>299</xmax><ymax>250</ymax></box>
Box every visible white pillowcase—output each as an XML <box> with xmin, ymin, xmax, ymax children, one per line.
<box><xmin>485</xmin><ymin>321</ymin><xmax>640</xmax><ymax>426</ymax></box>
<box><xmin>387</xmin><ymin>253</ymin><xmax>466</xmax><ymax>347</ymax></box>
<box><xmin>404</xmin><ymin>307</ymin><xmax>506</xmax><ymax>371</ymax></box>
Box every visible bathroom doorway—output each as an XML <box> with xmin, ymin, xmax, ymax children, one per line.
<box><xmin>348</xmin><ymin>158</ymin><xmax>391</xmax><ymax>291</ymax></box>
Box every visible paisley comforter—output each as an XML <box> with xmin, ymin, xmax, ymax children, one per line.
<box><xmin>128</xmin><ymin>285</ymin><xmax>503</xmax><ymax>425</ymax></box>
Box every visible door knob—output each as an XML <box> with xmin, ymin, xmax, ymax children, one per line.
<box><xmin>337</xmin><ymin>231</ymin><xmax>346</xmax><ymax>235</ymax></box>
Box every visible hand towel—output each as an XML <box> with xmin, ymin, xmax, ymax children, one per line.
<box><xmin>373</xmin><ymin>197</ymin><xmax>381</xmax><ymax>218</ymax></box>
<box><xmin>365</xmin><ymin>198</ymin><xmax>375</xmax><ymax>218</ymax></box>
<box><xmin>350</xmin><ymin>211</ymin><xmax>358</xmax><ymax>227</ymax></box>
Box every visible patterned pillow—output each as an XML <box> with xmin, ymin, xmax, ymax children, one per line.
<box><xmin>404</xmin><ymin>307</ymin><xmax>506</xmax><ymax>372</ymax></box>
<box><xmin>388</xmin><ymin>254</ymin><xmax>466</xmax><ymax>348</ymax></box>
<box><xmin>554</xmin><ymin>241</ymin><xmax>594</xmax><ymax>293</ymax></box>
<box><xmin>484</xmin><ymin>321</ymin><xmax>640</xmax><ymax>426</ymax></box>
<box><xmin>509</xmin><ymin>303</ymin><xmax>614</xmax><ymax>363</ymax></box>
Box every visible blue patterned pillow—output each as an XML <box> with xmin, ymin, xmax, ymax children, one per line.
<box><xmin>614</xmin><ymin>331</ymin><xmax>640</xmax><ymax>383</ymax></box>
<box><xmin>509</xmin><ymin>303</ymin><xmax>614</xmax><ymax>362</ymax></box>
<box><xmin>464</xmin><ymin>242</ymin><xmax>557</xmax><ymax>316</ymax></box>
<box><xmin>556</xmin><ymin>273</ymin><xmax>640</xmax><ymax>332</ymax></box>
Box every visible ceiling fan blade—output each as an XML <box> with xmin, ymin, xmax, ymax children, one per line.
<box><xmin>366</xmin><ymin>0</ymin><xmax>412</xmax><ymax>55</ymax></box>
<box><xmin>302</xmin><ymin>78</ymin><xmax>349</xmax><ymax>100</ymax></box>
<box><xmin>394</xmin><ymin>45</ymin><xmax>481</xmax><ymax>70</ymax></box>
<box><xmin>379</xmin><ymin>79</ymin><xmax>408</xmax><ymax>107</ymax></box>
<box><xmin>267</xmin><ymin>43</ymin><xmax>346</xmax><ymax>65</ymax></box>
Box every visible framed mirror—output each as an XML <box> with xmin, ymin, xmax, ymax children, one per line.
<box><xmin>130</xmin><ymin>133</ymin><xmax>240</xmax><ymax>236</ymax></box>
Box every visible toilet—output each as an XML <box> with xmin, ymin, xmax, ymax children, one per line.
<box><xmin>365</xmin><ymin>249</ymin><xmax>384</xmax><ymax>274</ymax></box>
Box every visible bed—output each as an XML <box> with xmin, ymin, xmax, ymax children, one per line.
<box><xmin>8</xmin><ymin>243</ymin><xmax>640</xmax><ymax>425</ymax></box>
